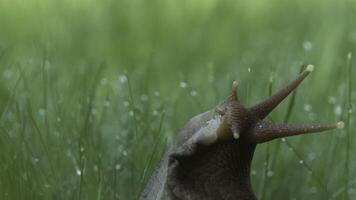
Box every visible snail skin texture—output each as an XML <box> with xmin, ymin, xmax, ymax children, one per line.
<box><xmin>140</xmin><ymin>65</ymin><xmax>343</xmax><ymax>200</ymax></box>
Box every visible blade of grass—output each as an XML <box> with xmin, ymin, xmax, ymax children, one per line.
<box><xmin>344</xmin><ymin>52</ymin><xmax>353</xmax><ymax>200</ymax></box>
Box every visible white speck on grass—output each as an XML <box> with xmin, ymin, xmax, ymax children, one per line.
<box><xmin>308</xmin><ymin>152</ymin><xmax>316</xmax><ymax>161</ymax></box>
<box><xmin>303</xmin><ymin>41</ymin><xmax>313</xmax><ymax>51</ymax></box>
<box><xmin>119</xmin><ymin>75</ymin><xmax>128</xmax><ymax>83</ymax></box>
<box><xmin>38</xmin><ymin>108</ymin><xmax>46</xmax><ymax>117</ymax></box>
<box><xmin>3</xmin><ymin>69</ymin><xmax>13</xmax><ymax>79</ymax></box>
<box><xmin>328</xmin><ymin>96</ymin><xmax>337</xmax><ymax>104</ymax></box>
<box><xmin>251</xmin><ymin>170</ymin><xmax>257</xmax><ymax>176</ymax></box>
<box><xmin>115</xmin><ymin>164</ymin><xmax>121</xmax><ymax>171</ymax></box>
<box><xmin>281</xmin><ymin>138</ymin><xmax>286</xmax><ymax>142</ymax></box>
<box><xmin>76</xmin><ymin>169</ymin><xmax>82</xmax><ymax>176</ymax></box>
<box><xmin>6</xmin><ymin>112</ymin><xmax>14</xmax><ymax>121</ymax></box>
<box><xmin>190</xmin><ymin>90</ymin><xmax>198</xmax><ymax>97</ymax></box>
<box><xmin>247</xmin><ymin>67</ymin><xmax>251</xmax><ymax>73</ymax></box>
<box><xmin>123</xmin><ymin>101</ymin><xmax>129</xmax><ymax>107</ymax></box>
<box><xmin>57</xmin><ymin>117</ymin><xmax>61</xmax><ymax>122</ymax></box>
<box><xmin>299</xmin><ymin>160</ymin><xmax>304</xmax><ymax>164</ymax></box>
<box><xmin>129</xmin><ymin>111</ymin><xmax>134</xmax><ymax>117</ymax></box>
<box><xmin>100</xmin><ymin>78</ymin><xmax>108</xmax><ymax>85</ymax></box>
<box><xmin>309</xmin><ymin>187</ymin><xmax>317</xmax><ymax>194</ymax></box>
<box><xmin>334</xmin><ymin>105</ymin><xmax>342</xmax><ymax>115</ymax></box>
<box><xmin>91</xmin><ymin>108</ymin><xmax>97</xmax><ymax>115</ymax></box>
<box><xmin>347</xmin><ymin>52</ymin><xmax>352</xmax><ymax>60</ymax></box>
<box><xmin>179</xmin><ymin>81</ymin><xmax>188</xmax><ymax>88</ymax></box>
<box><xmin>44</xmin><ymin>184</ymin><xmax>50</xmax><ymax>188</ymax></box>
<box><xmin>304</xmin><ymin>104</ymin><xmax>312</xmax><ymax>112</ymax></box>
<box><xmin>104</xmin><ymin>101</ymin><xmax>111</xmax><ymax>107</ymax></box>
<box><xmin>153</xmin><ymin>91</ymin><xmax>160</xmax><ymax>97</ymax></box>
<box><xmin>140</xmin><ymin>94</ymin><xmax>149</xmax><ymax>101</ymax></box>
<box><xmin>123</xmin><ymin>150</ymin><xmax>128</xmax><ymax>156</ymax></box>
<box><xmin>348</xmin><ymin>188</ymin><xmax>356</xmax><ymax>195</ymax></box>
<box><xmin>153</xmin><ymin>110</ymin><xmax>159</xmax><ymax>116</ymax></box>
<box><xmin>93</xmin><ymin>165</ymin><xmax>98</xmax><ymax>172</ymax></box>
<box><xmin>44</xmin><ymin>60</ymin><xmax>51</xmax><ymax>70</ymax></box>
<box><xmin>80</xmin><ymin>147</ymin><xmax>85</xmax><ymax>152</ymax></box>
<box><xmin>267</xmin><ymin>170</ymin><xmax>274</xmax><ymax>177</ymax></box>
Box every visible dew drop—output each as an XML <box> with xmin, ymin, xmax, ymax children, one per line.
<box><xmin>140</xmin><ymin>94</ymin><xmax>149</xmax><ymax>101</ymax></box>
<box><xmin>115</xmin><ymin>164</ymin><xmax>121</xmax><ymax>171</ymax></box>
<box><xmin>299</xmin><ymin>160</ymin><xmax>304</xmax><ymax>164</ymax></box>
<box><xmin>76</xmin><ymin>169</ymin><xmax>82</xmax><ymax>176</ymax></box>
<box><xmin>153</xmin><ymin>110</ymin><xmax>159</xmax><ymax>116</ymax></box>
<box><xmin>129</xmin><ymin>111</ymin><xmax>134</xmax><ymax>117</ymax></box>
<box><xmin>123</xmin><ymin>150</ymin><xmax>128</xmax><ymax>156</ymax></box>
<box><xmin>334</xmin><ymin>105</ymin><xmax>342</xmax><ymax>116</ymax></box>
<box><xmin>179</xmin><ymin>81</ymin><xmax>188</xmax><ymax>89</ymax></box>
<box><xmin>303</xmin><ymin>41</ymin><xmax>313</xmax><ymax>51</ymax></box>
<box><xmin>328</xmin><ymin>96</ymin><xmax>337</xmax><ymax>104</ymax></box>
<box><xmin>91</xmin><ymin>108</ymin><xmax>97</xmax><ymax>115</ymax></box>
<box><xmin>104</xmin><ymin>101</ymin><xmax>111</xmax><ymax>107</ymax></box>
<box><xmin>3</xmin><ymin>69</ymin><xmax>13</xmax><ymax>79</ymax></box>
<box><xmin>304</xmin><ymin>104</ymin><xmax>312</xmax><ymax>112</ymax></box>
<box><xmin>308</xmin><ymin>152</ymin><xmax>316</xmax><ymax>161</ymax></box>
<box><xmin>281</xmin><ymin>138</ymin><xmax>286</xmax><ymax>142</ymax></box>
<box><xmin>267</xmin><ymin>171</ymin><xmax>274</xmax><ymax>177</ymax></box>
<box><xmin>100</xmin><ymin>78</ymin><xmax>108</xmax><ymax>85</ymax></box>
<box><xmin>190</xmin><ymin>90</ymin><xmax>198</xmax><ymax>97</ymax></box>
<box><xmin>153</xmin><ymin>91</ymin><xmax>160</xmax><ymax>97</ymax></box>
<box><xmin>38</xmin><ymin>108</ymin><xmax>46</xmax><ymax>117</ymax></box>
<box><xmin>119</xmin><ymin>75</ymin><xmax>128</xmax><ymax>83</ymax></box>
<box><xmin>123</xmin><ymin>101</ymin><xmax>129</xmax><ymax>107</ymax></box>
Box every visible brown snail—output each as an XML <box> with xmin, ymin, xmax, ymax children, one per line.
<box><xmin>140</xmin><ymin>65</ymin><xmax>344</xmax><ymax>200</ymax></box>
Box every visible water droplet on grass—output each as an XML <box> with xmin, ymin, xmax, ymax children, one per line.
<box><xmin>179</xmin><ymin>81</ymin><xmax>188</xmax><ymax>89</ymax></box>
<box><xmin>328</xmin><ymin>96</ymin><xmax>336</xmax><ymax>104</ymax></box>
<box><xmin>153</xmin><ymin>91</ymin><xmax>160</xmax><ymax>97</ymax></box>
<box><xmin>267</xmin><ymin>171</ymin><xmax>274</xmax><ymax>177</ymax></box>
<box><xmin>304</xmin><ymin>104</ymin><xmax>312</xmax><ymax>112</ymax></box>
<box><xmin>38</xmin><ymin>108</ymin><xmax>46</xmax><ymax>117</ymax></box>
<box><xmin>334</xmin><ymin>105</ymin><xmax>342</xmax><ymax>116</ymax></box>
<box><xmin>303</xmin><ymin>41</ymin><xmax>313</xmax><ymax>51</ymax></box>
<box><xmin>251</xmin><ymin>170</ymin><xmax>257</xmax><ymax>176</ymax></box>
<box><xmin>115</xmin><ymin>164</ymin><xmax>121</xmax><ymax>170</ymax></box>
<box><xmin>119</xmin><ymin>75</ymin><xmax>128</xmax><ymax>83</ymax></box>
<box><xmin>104</xmin><ymin>101</ymin><xmax>111</xmax><ymax>107</ymax></box>
<box><xmin>140</xmin><ymin>94</ymin><xmax>149</xmax><ymax>101</ymax></box>
<box><xmin>100</xmin><ymin>78</ymin><xmax>108</xmax><ymax>85</ymax></box>
<box><xmin>123</xmin><ymin>101</ymin><xmax>129</xmax><ymax>107</ymax></box>
<box><xmin>76</xmin><ymin>169</ymin><xmax>82</xmax><ymax>176</ymax></box>
<box><xmin>190</xmin><ymin>90</ymin><xmax>197</xmax><ymax>97</ymax></box>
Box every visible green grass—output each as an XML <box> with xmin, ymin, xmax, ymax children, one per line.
<box><xmin>0</xmin><ymin>0</ymin><xmax>355</xmax><ymax>199</ymax></box>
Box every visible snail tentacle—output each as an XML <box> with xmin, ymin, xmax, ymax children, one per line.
<box><xmin>249</xmin><ymin>65</ymin><xmax>314</xmax><ymax>120</ymax></box>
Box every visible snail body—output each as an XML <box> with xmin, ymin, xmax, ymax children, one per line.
<box><xmin>140</xmin><ymin>65</ymin><xmax>343</xmax><ymax>200</ymax></box>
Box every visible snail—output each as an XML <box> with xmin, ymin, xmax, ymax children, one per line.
<box><xmin>140</xmin><ymin>65</ymin><xmax>344</xmax><ymax>200</ymax></box>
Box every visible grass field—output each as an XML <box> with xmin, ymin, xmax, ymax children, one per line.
<box><xmin>0</xmin><ymin>0</ymin><xmax>355</xmax><ymax>199</ymax></box>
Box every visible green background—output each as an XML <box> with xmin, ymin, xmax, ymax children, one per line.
<box><xmin>0</xmin><ymin>0</ymin><xmax>355</xmax><ymax>199</ymax></box>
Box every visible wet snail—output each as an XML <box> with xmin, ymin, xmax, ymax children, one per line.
<box><xmin>140</xmin><ymin>65</ymin><xmax>344</xmax><ymax>200</ymax></box>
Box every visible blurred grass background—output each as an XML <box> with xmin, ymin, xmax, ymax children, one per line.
<box><xmin>0</xmin><ymin>0</ymin><xmax>355</xmax><ymax>199</ymax></box>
